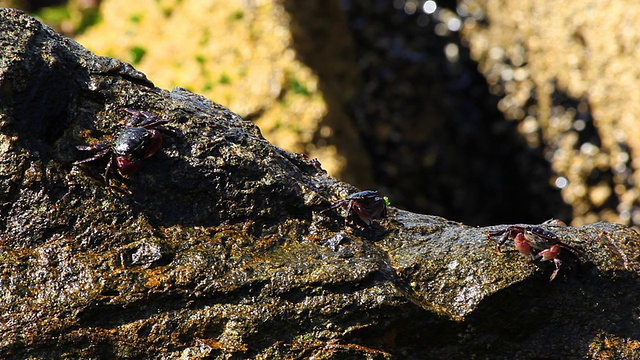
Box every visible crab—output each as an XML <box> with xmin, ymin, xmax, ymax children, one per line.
<box><xmin>489</xmin><ymin>220</ymin><xmax>581</xmax><ymax>281</ymax></box>
<box><xmin>74</xmin><ymin>109</ymin><xmax>169</xmax><ymax>179</ymax></box>
<box><xmin>325</xmin><ymin>190</ymin><xmax>390</xmax><ymax>226</ymax></box>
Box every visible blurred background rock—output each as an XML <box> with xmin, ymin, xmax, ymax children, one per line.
<box><xmin>6</xmin><ymin>0</ymin><xmax>638</xmax><ymax>228</ymax></box>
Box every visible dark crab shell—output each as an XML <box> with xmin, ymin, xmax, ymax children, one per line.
<box><xmin>112</xmin><ymin>127</ymin><xmax>152</xmax><ymax>158</ymax></box>
<box><xmin>345</xmin><ymin>190</ymin><xmax>382</xmax><ymax>200</ymax></box>
<box><xmin>74</xmin><ymin>109</ymin><xmax>169</xmax><ymax>180</ymax></box>
<box><xmin>330</xmin><ymin>190</ymin><xmax>390</xmax><ymax>226</ymax></box>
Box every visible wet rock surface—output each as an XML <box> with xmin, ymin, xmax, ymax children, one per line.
<box><xmin>1</xmin><ymin>9</ymin><xmax>639</xmax><ymax>359</ymax></box>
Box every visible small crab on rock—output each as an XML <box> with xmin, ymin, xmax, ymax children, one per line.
<box><xmin>324</xmin><ymin>190</ymin><xmax>390</xmax><ymax>226</ymax></box>
<box><xmin>74</xmin><ymin>109</ymin><xmax>170</xmax><ymax>180</ymax></box>
<box><xmin>489</xmin><ymin>219</ymin><xmax>582</xmax><ymax>281</ymax></box>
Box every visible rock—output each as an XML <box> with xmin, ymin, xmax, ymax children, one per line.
<box><xmin>1</xmin><ymin>9</ymin><xmax>638</xmax><ymax>359</ymax></box>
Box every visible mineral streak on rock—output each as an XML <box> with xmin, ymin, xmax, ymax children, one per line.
<box><xmin>0</xmin><ymin>9</ymin><xmax>638</xmax><ymax>359</ymax></box>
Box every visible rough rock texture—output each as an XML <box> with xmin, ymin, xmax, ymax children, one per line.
<box><xmin>1</xmin><ymin>9</ymin><xmax>639</xmax><ymax>359</ymax></box>
<box><xmin>461</xmin><ymin>0</ymin><xmax>640</xmax><ymax>227</ymax></box>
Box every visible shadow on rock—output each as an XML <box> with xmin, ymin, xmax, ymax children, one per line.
<box><xmin>463</xmin><ymin>271</ymin><xmax>640</xmax><ymax>359</ymax></box>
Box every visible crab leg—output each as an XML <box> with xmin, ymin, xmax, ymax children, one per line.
<box><xmin>73</xmin><ymin>146</ymin><xmax>110</xmax><ymax>165</ymax></box>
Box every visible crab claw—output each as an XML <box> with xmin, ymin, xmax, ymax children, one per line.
<box><xmin>538</xmin><ymin>244</ymin><xmax>562</xmax><ymax>261</ymax></box>
<box><xmin>513</xmin><ymin>233</ymin><xmax>536</xmax><ymax>260</ymax></box>
<box><xmin>115</xmin><ymin>156</ymin><xmax>142</xmax><ymax>175</ymax></box>
<box><xmin>539</xmin><ymin>245</ymin><xmax>563</xmax><ymax>281</ymax></box>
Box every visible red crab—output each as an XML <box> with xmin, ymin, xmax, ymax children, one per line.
<box><xmin>74</xmin><ymin>109</ymin><xmax>169</xmax><ymax>180</ymax></box>
<box><xmin>325</xmin><ymin>190</ymin><xmax>390</xmax><ymax>226</ymax></box>
<box><xmin>489</xmin><ymin>220</ymin><xmax>581</xmax><ymax>281</ymax></box>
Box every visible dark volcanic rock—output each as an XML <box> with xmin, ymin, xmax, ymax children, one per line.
<box><xmin>1</xmin><ymin>9</ymin><xmax>639</xmax><ymax>359</ymax></box>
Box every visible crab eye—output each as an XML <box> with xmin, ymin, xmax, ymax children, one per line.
<box><xmin>383</xmin><ymin>196</ymin><xmax>390</xmax><ymax>206</ymax></box>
